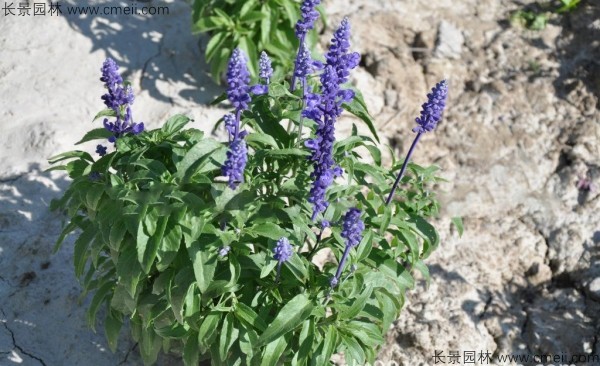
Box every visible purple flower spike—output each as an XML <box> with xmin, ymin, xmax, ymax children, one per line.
<box><xmin>295</xmin><ymin>0</ymin><xmax>321</xmax><ymax>39</ymax></box>
<box><xmin>99</xmin><ymin>58</ymin><xmax>144</xmax><ymax>143</ymax></box>
<box><xmin>341</xmin><ymin>208</ymin><xmax>365</xmax><ymax>248</ymax></box>
<box><xmin>259</xmin><ymin>51</ymin><xmax>273</xmax><ymax>82</ymax></box>
<box><xmin>96</xmin><ymin>144</ymin><xmax>107</xmax><ymax>157</ymax></box>
<box><xmin>222</xmin><ymin>138</ymin><xmax>248</xmax><ymax>190</ymax></box>
<box><xmin>386</xmin><ymin>80</ymin><xmax>449</xmax><ymax>205</ymax></box>
<box><xmin>330</xmin><ymin>208</ymin><xmax>364</xmax><ymax>288</ymax></box>
<box><xmin>227</xmin><ymin>48</ymin><xmax>252</xmax><ymax>111</ymax></box>
<box><xmin>413</xmin><ymin>80</ymin><xmax>448</xmax><ymax>133</ymax></box>
<box><xmin>273</xmin><ymin>237</ymin><xmax>293</xmax><ymax>282</ymax></box>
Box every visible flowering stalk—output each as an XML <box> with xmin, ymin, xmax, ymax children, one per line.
<box><xmin>290</xmin><ymin>0</ymin><xmax>321</xmax><ymax>92</ymax></box>
<box><xmin>386</xmin><ymin>80</ymin><xmax>448</xmax><ymax>205</ymax></box>
<box><xmin>273</xmin><ymin>237</ymin><xmax>293</xmax><ymax>282</ymax></box>
<box><xmin>304</xmin><ymin>19</ymin><xmax>359</xmax><ymax>220</ymax></box>
<box><xmin>330</xmin><ymin>208</ymin><xmax>364</xmax><ymax>288</ymax></box>
<box><xmin>99</xmin><ymin>58</ymin><xmax>144</xmax><ymax>144</ymax></box>
<box><xmin>222</xmin><ymin>49</ymin><xmax>261</xmax><ymax>189</ymax></box>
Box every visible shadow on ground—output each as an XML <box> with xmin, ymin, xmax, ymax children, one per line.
<box><xmin>59</xmin><ymin>0</ymin><xmax>222</xmax><ymax>106</ymax></box>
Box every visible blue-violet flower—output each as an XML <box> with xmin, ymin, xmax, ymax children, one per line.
<box><xmin>222</xmin><ymin>138</ymin><xmax>248</xmax><ymax>190</ymax></box>
<box><xmin>330</xmin><ymin>208</ymin><xmax>364</xmax><ymax>288</ymax></box>
<box><xmin>99</xmin><ymin>58</ymin><xmax>144</xmax><ymax>143</ymax></box>
<box><xmin>273</xmin><ymin>237</ymin><xmax>293</xmax><ymax>282</ymax></box>
<box><xmin>96</xmin><ymin>144</ymin><xmax>107</xmax><ymax>157</ymax></box>
<box><xmin>218</xmin><ymin>246</ymin><xmax>231</xmax><ymax>257</ymax></box>
<box><xmin>304</xmin><ymin>20</ymin><xmax>360</xmax><ymax>220</ymax></box>
<box><xmin>258</xmin><ymin>51</ymin><xmax>273</xmax><ymax>82</ymax></box>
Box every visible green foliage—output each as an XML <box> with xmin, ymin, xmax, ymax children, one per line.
<box><xmin>50</xmin><ymin>51</ymin><xmax>445</xmax><ymax>366</ymax></box>
<box><xmin>191</xmin><ymin>0</ymin><xmax>324</xmax><ymax>82</ymax></box>
<box><xmin>510</xmin><ymin>0</ymin><xmax>582</xmax><ymax>30</ymax></box>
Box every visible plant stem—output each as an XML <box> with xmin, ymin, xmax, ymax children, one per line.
<box><xmin>385</xmin><ymin>132</ymin><xmax>422</xmax><ymax>205</ymax></box>
<box><xmin>295</xmin><ymin>81</ymin><xmax>308</xmax><ymax>146</ymax></box>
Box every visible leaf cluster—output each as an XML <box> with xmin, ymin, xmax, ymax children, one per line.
<box><xmin>50</xmin><ymin>81</ymin><xmax>443</xmax><ymax>365</ymax></box>
<box><xmin>191</xmin><ymin>0</ymin><xmax>325</xmax><ymax>82</ymax></box>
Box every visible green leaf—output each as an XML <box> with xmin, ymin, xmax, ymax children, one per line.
<box><xmin>86</xmin><ymin>280</ymin><xmax>113</xmax><ymax>331</ymax></box>
<box><xmin>239</xmin><ymin>37</ymin><xmax>258</xmax><ymax>76</ymax></box>
<box><xmin>198</xmin><ymin>311</ymin><xmax>221</xmax><ymax>354</ymax></box>
<box><xmin>265</xmin><ymin>148</ymin><xmax>310</xmax><ymax>158</ymax></box>
<box><xmin>138</xmin><ymin>214</ymin><xmax>168</xmax><ymax>274</ymax></box>
<box><xmin>108</xmin><ymin>220</ymin><xmax>127</xmax><ymax>251</ymax></box>
<box><xmin>245</xmin><ymin>132</ymin><xmax>279</xmax><ymax>149</ymax></box>
<box><xmin>175</xmin><ymin>138</ymin><xmax>223</xmax><ymax>182</ymax></box>
<box><xmin>292</xmin><ymin>319</ymin><xmax>314</xmax><ymax>366</ymax></box>
<box><xmin>183</xmin><ymin>331</ymin><xmax>200</xmax><ymax>366</ymax></box>
<box><xmin>92</xmin><ymin>108</ymin><xmax>116</xmax><ymax>122</ymax></box>
<box><xmin>257</xmin><ymin>294</ymin><xmax>314</xmax><ymax>347</ymax></box>
<box><xmin>344</xmin><ymin>321</ymin><xmax>384</xmax><ymax>348</ymax></box>
<box><xmin>343</xmin><ymin>90</ymin><xmax>380</xmax><ymax>143</ymax></box>
<box><xmin>104</xmin><ymin>310</ymin><xmax>123</xmax><ymax>353</ymax></box>
<box><xmin>48</xmin><ymin>150</ymin><xmax>94</xmax><ymax>164</ymax></box>
<box><xmin>341</xmin><ymin>334</ymin><xmax>365</xmax><ymax>366</ymax></box>
<box><xmin>219</xmin><ymin>313</ymin><xmax>239</xmax><ymax>361</ymax></box>
<box><xmin>75</xmin><ymin>128</ymin><xmax>112</xmax><ymax>145</ymax></box>
<box><xmin>260</xmin><ymin>336</ymin><xmax>288</xmax><ymax>366</ymax></box>
<box><xmin>235</xmin><ymin>303</ymin><xmax>267</xmax><ymax>332</ymax></box>
<box><xmin>312</xmin><ymin>325</ymin><xmax>337</xmax><ymax>366</ymax></box>
<box><xmin>188</xmin><ymin>243</ymin><xmax>217</xmax><ymax>293</ymax></box>
<box><xmin>206</xmin><ymin>32</ymin><xmax>229</xmax><ymax>62</ymax></box>
<box><xmin>162</xmin><ymin>114</ymin><xmax>192</xmax><ymax>136</ymax></box>
<box><xmin>451</xmin><ymin>216</ymin><xmax>464</xmax><ymax>237</ymax></box>
<box><xmin>248</xmin><ymin>223</ymin><xmax>287</xmax><ymax>241</ymax></box>
<box><xmin>338</xmin><ymin>284</ymin><xmax>373</xmax><ymax>320</ymax></box>
<box><xmin>73</xmin><ymin>223</ymin><xmax>95</xmax><ymax>277</ymax></box>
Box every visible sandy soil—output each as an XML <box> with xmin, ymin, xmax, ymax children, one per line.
<box><xmin>1</xmin><ymin>0</ymin><xmax>598</xmax><ymax>365</ymax></box>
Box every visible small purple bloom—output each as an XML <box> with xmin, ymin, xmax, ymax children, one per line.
<box><xmin>222</xmin><ymin>138</ymin><xmax>248</xmax><ymax>190</ymax></box>
<box><xmin>96</xmin><ymin>144</ymin><xmax>107</xmax><ymax>157</ymax></box>
<box><xmin>273</xmin><ymin>237</ymin><xmax>293</xmax><ymax>282</ymax></box>
<box><xmin>259</xmin><ymin>51</ymin><xmax>273</xmax><ymax>82</ymax></box>
<box><xmin>330</xmin><ymin>208</ymin><xmax>364</xmax><ymax>288</ymax></box>
<box><xmin>218</xmin><ymin>246</ymin><xmax>231</xmax><ymax>257</ymax></box>
<box><xmin>223</xmin><ymin>113</ymin><xmax>236</xmax><ymax>136</ymax></box>
<box><xmin>413</xmin><ymin>80</ymin><xmax>448</xmax><ymax>133</ymax></box>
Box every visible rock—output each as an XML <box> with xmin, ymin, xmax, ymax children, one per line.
<box><xmin>587</xmin><ymin>278</ymin><xmax>600</xmax><ymax>301</ymax></box>
<box><xmin>434</xmin><ymin>21</ymin><xmax>464</xmax><ymax>60</ymax></box>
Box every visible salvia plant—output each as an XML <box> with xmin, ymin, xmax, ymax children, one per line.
<box><xmin>49</xmin><ymin>3</ymin><xmax>450</xmax><ymax>364</ymax></box>
<box><xmin>191</xmin><ymin>0</ymin><xmax>325</xmax><ymax>83</ymax></box>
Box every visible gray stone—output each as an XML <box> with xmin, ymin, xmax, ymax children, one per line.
<box><xmin>434</xmin><ymin>21</ymin><xmax>464</xmax><ymax>59</ymax></box>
